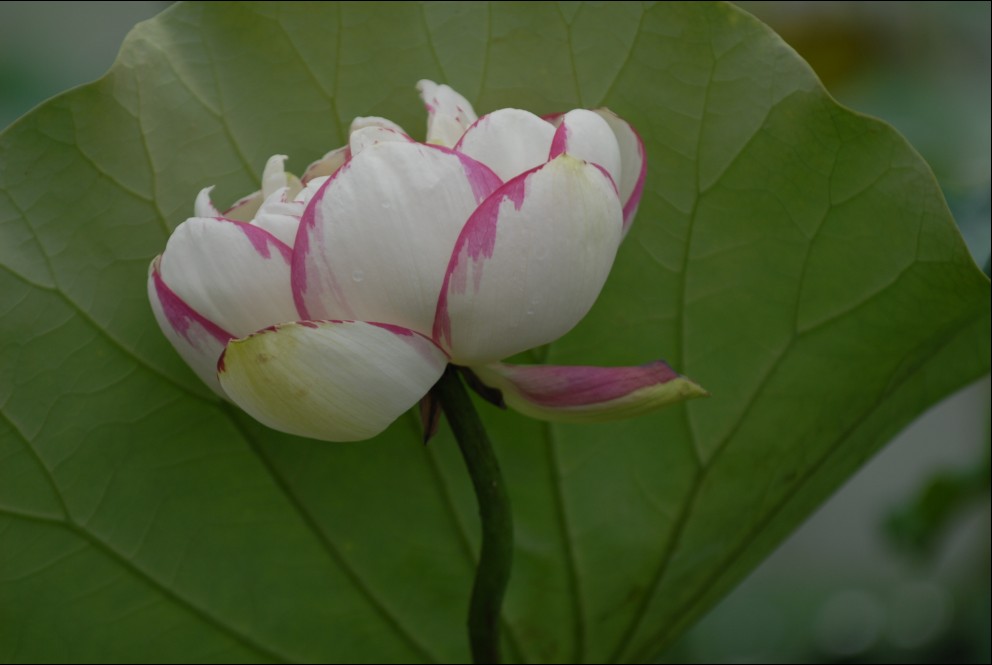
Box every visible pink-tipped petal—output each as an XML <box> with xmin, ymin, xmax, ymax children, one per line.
<box><xmin>218</xmin><ymin>321</ymin><xmax>448</xmax><ymax>442</ymax></box>
<box><xmin>455</xmin><ymin>108</ymin><xmax>557</xmax><ymax>181</ymax></box>
<box><xmin>349</xmin><ymin>125</ymin><xmax>414</xmax><ymax>156</ymax></box>
<box><xmin>549</xmin><ymin>109</ymin><xmax>622</xmax><ymax>194</ymax></box>
<box><xmin>434</xmin><ymin>154</ymin><xmax>622</xmax><ymax>364</ymax></box>
<box><xmin>594</xmin><ymin>109</ymin><xmax>646</xmax><ymax>232</ymax></box>
<box><xmin>472</xmin><ymin>361</ymin><xmax>708</xmax><ymax>423</ymax></box>
<box><xmin>148</xmin><ymin>257</ymin><xmax>232</xmax><ymax>396</ymax></box>
<box><xmin>294</xmin><ymin>141</ymin><xmax>501</xmax><ymax>334</ymax></box>
<box><xmin>417</xmin><ymin>79</ymin><xmax>478</xmax><ymax>147</ymax></box>
<box><xmin>159</xmin><ymin>217</ymin><xmax>298</xmax><ymax>337</ymax></box>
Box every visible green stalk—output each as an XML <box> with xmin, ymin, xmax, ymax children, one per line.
<box><xmin>434</xmin><ymin>365</ymin><xmax>514</xmax><ymax>664</ymax></box>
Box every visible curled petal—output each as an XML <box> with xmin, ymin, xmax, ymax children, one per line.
<box><xmin>261</xmin><ymin>154</ymin><xmax>302</xmax><ymax>200</ymax></box>
<box><xmin>194</xmin><ymin>186</ymin><xmax>221</xmax><ymax>218</ymax></box>
<box><xmin>594</xmin><ymin>109</ymin><xmax>646</xmax><ymax>232</ymax></box>
<box><xmin>455</xmin><ymin>108</ymin><xmax>556</xmax><ymax>181</ymax></box>
<box><xmin>434</xmin><ymin>154</ymin><xmax>622</xmax><ymax>364</ymax></box>
<box><xmin>159</xmin><ymin>217</ymin><xmax>298</xmax><ymax>337</ymax></box>
<box><xmin>550</xmin><ymin>109</ymin><xmax>622</xmax><ymax>194</ymax></box>
<box><xmin>294</xmin><ymin>141</ymin><xmax>501</xmax><ymax>334</ymax></box>
<box><xmin>148</xmin><ymin>256</ymin><xmax>232</xmax><ymax>396</ymax></box>
<box><xmin>218</xmin><ymin>321</ymin><xmax>448</xmax><ymax>442</ymax></box>
<box><xmin>417</xmin><ymin>79</ymin><xmax>478</xmax><ymax>147</ymax></box>
<box><xmin>473</xmin><ymin>361</ymin><xmax>708</xmax><ymax>423</ymax></box>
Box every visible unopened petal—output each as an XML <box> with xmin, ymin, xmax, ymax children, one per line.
<box><xmin>434</xmin><ymin>154</ymin><xmax>622</xmax><ymax>364</ymax></box>
<box><xmin>473</xmin><ymin>361</ymin><xmax>707</xmax><ymax>423</ymax></box>
<box><xmin>148</xmin><ymin>256</ymin><xmax>232</xmax><ymax>396</ymax></box>
<box><xmin>159</xmin><ymin>217</ymin><xmax>298</xmax><ymax>337</ymax></box>
<box><xmin>550</xmin><ymin>109</ymin><xmax>622</xmax><ymax>194</ymax></box>
<box><xmin>218</xmin><ymin>321</ymin><xmax>448</xmax><ymax>441</ymax></box>
<box><xmin>417</xmin><ymin>79</ymin><xmax>478</xmax><ymax>147</ymax></box>
<box><xmin>294</xmin><ymin>141</ymin><xmax>501</xmax><ymax>334</ymax></box>
<box><xmin>594</xmin><ymin>109</ymin><xmax>646</xmax><ymax>232</ymax></box>
<box><xmin>455</xmin><ymin>108</ymin><xmax>556</xmax><ymax>181</ymax></box>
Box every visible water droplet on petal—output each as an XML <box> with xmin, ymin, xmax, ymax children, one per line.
<box><xmin>381</xmin><ymin>200</ymin><xmax>391</xmax><ymax>209</ymax></box>
<box><xmin>352</xmin><ymin>269</ymin><xmax>364</xmax><ymax>283</ymax></box>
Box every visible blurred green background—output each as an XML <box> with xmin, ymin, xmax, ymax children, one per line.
<box><xmin>1</xmin><ymin>2</ymin><xmax>988</xmax><ymax>663</ymax></box>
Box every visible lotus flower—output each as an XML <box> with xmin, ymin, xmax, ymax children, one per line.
<box><xmin>148</xmin><ymin>81</ymin><xmax>705</xmax><ymax>441</ymax></box>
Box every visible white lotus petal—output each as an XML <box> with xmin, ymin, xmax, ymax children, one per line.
<box><xmin>252</xmin><ymin>187</ymin><xmax>305</xmax><ymax>247</ymax></box>
<box><xmin>349</xmin><ymin>125</ymin><xmax>413</xmax><ymax>157</ymax></box>
<box><xmin>302</xmin><ymin>145</ymin><xmax>349</xmax><ymax>184</ymax></box>
<box><xmin>218</xmin><ymin>320</ymin><xmax>448</xmax><ymax>441</ymax></box>
<box><xmin>434</xmin><ymin>154</ymin><xmax>622</xmax><ymax>364</ymax></box>
<box><xmin>455</xmin><ymin>108</ymin><xmax>556</xmax><ymax>181</ymax></box>
<box><xmin>550</xmin><ymin>109</ymin><xmax>622</xmax><ymax>194</ymax></box>
<box><xmin>294</xmin><ymin>141</ymin><xmax>501</xmax><ymax>335</ymax></box>
<box><xmin>594</xmin><ymin>108</ymin><xmax>646</xmax><ymax>232</ymax></box>
<box><xmin>417</xmin><ymin>79</ymin><xmax>478</xmax><ymax>147</ymax></box>
<box><xmin>159</xmin><ymin>217</ymin><xmax>298</xmax><ymax>337</ymax></box>
<box><xmin>349</xmin><ymin>115</ymin><xmax>407</xmax><ymax>136</ymax></box>
<box><xmin>194</xmin><ymin>186</ymin><xmax>220</xmax><ymax>218</ymax></box>
<box><xmin>148</xmin><ymin>256</ymin><xmax>231</xmax><ymax>396</ymax></box>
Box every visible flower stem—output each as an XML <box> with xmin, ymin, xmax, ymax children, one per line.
<box><xmin>434</xmin><ymin>364</ymin><xmax>513</xmax><ymax>664</ymax></box>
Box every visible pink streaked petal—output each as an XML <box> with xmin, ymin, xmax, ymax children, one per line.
<box><xmin>472</xmin><ymin>361</ymin><xmax>708</xmax><ymax>423</ymax></box>
<box><xmin>218</xmin><ymin>320</ymin><xmax>448</xmax><ymax>442</ymax></box>
<box><xmin>454</xmin><ymin>108</ymin><xmax>556</xmax><ymax>181</ymax></box>
<box><xmin>417</xmin><ymin>79</ymin><xmax>478</xmax><ymax>147</ymax></box>
<box><xmin>148</xmin><ymin>256</ymin><xmax>232</xmax><ymax>396</ymax></box>
<box><xmin>159</xmin><ymin>217</ymin><xmax>298</xmax><ymax>337</ymax></box>
<box><xmin>594</xmin><ymin>109</ymin><xmax>646</xmax><ymax>233</ymax></box>
<box><xmin>349</xmin><ymin>125</ymin><xmax>414</xmax><ymax>157</ymax></box>
<box><xmin>434</xmin><ymin>154</ymin><xmax>623</xmax><ymax>364</ymax></box>
<box><xmin>293</xmin><ymin>141</ymin><xmax>500</xmax><ymax>334</ymax></box>
<box><xmin>549</xmin><ymin>109</ymin><xmax>622</xmax><ymax>194</ymax></box>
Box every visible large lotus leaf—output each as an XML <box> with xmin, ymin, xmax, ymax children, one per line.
<box><xmin>1</xmin><ymin>2</ymin><xmax>988</xmax><ymax>662</ymax></box>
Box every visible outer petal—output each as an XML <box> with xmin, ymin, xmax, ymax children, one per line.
<box><xmin>455</xmin><ymin>108</ymin><xmax>556</xmax><ymax>181</ymax></box>
<box><xmin>594</xmin><ymin>109</ymin><xmax>646</xmax><ymax>232</ymax></box>
<box><xmin>549</xmin><ymin>109</ymin><xmax>622</xmax><ymax>194</ymax></box>
<box><xmin>417</xmin><ymin>79</ymin><xmax>477</xmax><ymax>147</ymax></box>
<box><xmin>218</xmin><ymin>321</ymin><xmax>448</xmax><ymax>442</ymax></box>
<box><xmin>472</xmin><ymin>361</ymin><xmax>708</xmax><ymax>423</ymax></box>
<box><xmin>293</xmin><ymin>141</ymin><xmax>501</xmax><ymax>335</ymax></box>
<box><xmin>148</xmin><ymin>256</ymin><xmax>232</xmax><ymax>396</ymax></box>
<box><xmin>159</xmin><ymin>217</ymin><xmax>298</xmax><ymax>337</ymax></box>
<box><xmin>434</xmin><ymin>154</ymin><xmax>623</xmax><ymax>364</ymax></box>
